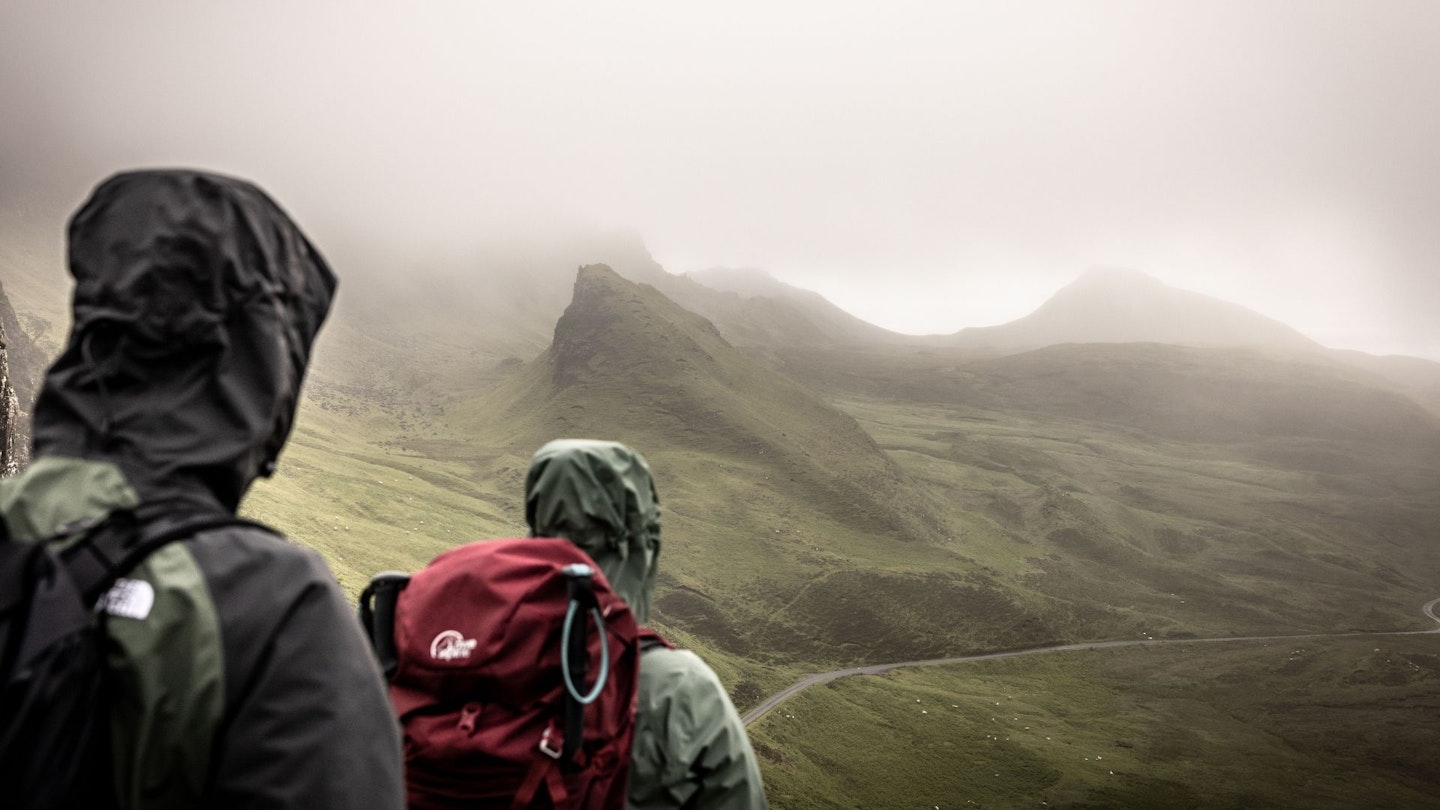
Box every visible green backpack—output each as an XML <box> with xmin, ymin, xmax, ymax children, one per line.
<box><xmin>0</xmin><ymin>509</ymin><xmax>268</xmax><ymax>810</ymax></box>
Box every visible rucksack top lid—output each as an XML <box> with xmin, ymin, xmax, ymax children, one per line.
<box><xmin>389</xmin><ymin>537</ymin><xmax>640</xmax><ymax>717</ymax></box>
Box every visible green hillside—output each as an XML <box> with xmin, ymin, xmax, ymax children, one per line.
<box><xmin>7</xmin><ymin>244</ymin><xmax>1440</xmax><ymax>806</ymax></box>
<box><xmin>778</xmin><ymin>341</ymin><xmax>1440</xmax><ymax>632</ymax></box>
<box><xmin>401</xmin><ymin>265</ymin><xmax>1054</xmax><ymax>672</ymax></box>
<box><xmin>254</xmin><ymin>265</ymin><xmax>1440</xmax><ymax>684</ymax></box>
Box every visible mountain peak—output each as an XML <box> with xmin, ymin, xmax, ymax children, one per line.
<box><xmin>479</xmin><ymin>264</ymin><xmax>938</xmax><ymax>545</ymax></box>
<box><xmin>952</xmin><ymin>269</ymin><xmax>1319</xmax><ymax>352</ymax></box>
<box><xmin>551</xmin><ymin>264</ymin><xmax>725</xmax><ymax>389</ymax></box>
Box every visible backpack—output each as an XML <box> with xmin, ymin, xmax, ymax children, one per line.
<box><xmin>359</xmin><ymin>537</ymin><xmax>664</xmax><ymax>810</ymax></box>
<box><xmin>0</xmin><ymin>509</ymin><xmax>271</xmax><ymax>810</ymax></box>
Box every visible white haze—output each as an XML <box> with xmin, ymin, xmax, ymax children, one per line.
<box><xmin>2</xmin><ymin>1</ymin><xmax>1438</xmax><ymax>359</ymax></box>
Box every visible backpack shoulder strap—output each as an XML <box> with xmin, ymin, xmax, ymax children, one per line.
<box><xmin>638</xmin><ymin>627</ymin><xmax>673</xmax><ymax>653</ymax></box>
<box><xmin>57</xmin><ymin>512</ymin><xmax>275</xmax><ymax>607</ymax></box>
<box><xmin>357</xmin><ymin>571</ymin><xmax>411</xmax><ymax>679</ymax></box>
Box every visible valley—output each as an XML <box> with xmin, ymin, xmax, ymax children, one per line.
<box><xmin>4</xmin><ymin>253</ymin><xmax>1440</xmax><ymax>808</ymax></box>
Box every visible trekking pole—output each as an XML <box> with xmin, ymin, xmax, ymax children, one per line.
<box><xmin>560</xmin><ymin>563</ymin><xmax>608</xmax><ymax>765</ymax></box>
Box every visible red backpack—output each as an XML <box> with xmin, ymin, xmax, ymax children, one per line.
<box><xmin>360</xmin><ymin>538</ymin><xmax>658</xmax><ymax>809</ymax></box>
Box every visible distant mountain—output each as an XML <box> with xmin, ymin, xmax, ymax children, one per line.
<box><xmin>676</xmin><ymin>267</ymin><xmax>911</xmax><ymax>348</ymax></box>
<box><xmin>309</xmin><ymin>235</ymin><xmax>912</xmax><ymax>408</ymax></box>
<box><xmin>781</xmin><ymin>338</ymin><xmax>1440</xmax><ymax>468</ymax></box>
<box><xmin>971</xmin><ymin>343</ymin><xmax>1440</xmax><ymax>457</ymax></box>
<box><xmin>421</xmin><ymin>265</ymin><xmax>1045</xmax><ymax>664</ymax></box>
<box><xmin>448</xmin><ymin>264</ymin><xmax>937</xmax><ymax>543</ymax></box>
<box><xmin>947</xmin><ymin>267</ymin><xmax>1321</xmax><ymax>352</ymax></box>
<box><xmin>0</xmin><ymin>216</ymin><xmax>68</xmax><ymax>362</ymax></box>
<box><xmin>1329</xmin><ymin>350</ymin><xmax>1440</xmax><ymax>414</ymax></box>
<box><xmin>331</xmin><ymin>229</ymin><xmax>671</xmax><ymax>361</ymax></box>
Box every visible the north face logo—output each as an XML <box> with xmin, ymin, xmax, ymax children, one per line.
<box><xmin>97</xmin><ymin>578</ymin><xmax>156</xmax><ymax>620</ymax></box>
<box><xmin>430</xmin><ymin>630</ymin><xmax>478</xmax><ymax>661</ymax></box>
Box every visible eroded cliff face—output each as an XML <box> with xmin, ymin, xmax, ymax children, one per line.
<box><xmin>0</xmin><ymin>281</ymin><xmax>33</xmax><ymax>475</ymax></box>
<box><xmin>1</xmin><ymin>325</ymin><xmax>21</xmax><ymax>476</ymax></box>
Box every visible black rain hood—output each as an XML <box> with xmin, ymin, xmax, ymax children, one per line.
<box><xmin>31</xmin><ymin>169</ymin><xmax>336</xmax><ymax>511</ymax></box>
<box><xmin>525</xmin><ymin>439</ymin><xmax>662</xmax><ymax>624</ymax></box>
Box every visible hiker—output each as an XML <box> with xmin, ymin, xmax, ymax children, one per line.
<box><xmin>0</xmin><ymin>170</ymin><xmax>404</xmax><ymax>809</ymax></box>
<box><xmin>525</xmin><ymin>439</ymin><xmax>768</xmax><ymax>809</ymax></box>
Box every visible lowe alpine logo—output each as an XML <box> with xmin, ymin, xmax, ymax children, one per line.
<box><xmin>430</xmin><ymin>630</ymin><xmax>478</xmax><ymax>661</ymax></box>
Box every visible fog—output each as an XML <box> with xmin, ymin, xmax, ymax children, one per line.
<box><xmin>3</xmin><ymin>1</ymin><xmax>1438</xmax><ymax>359</ymax></box>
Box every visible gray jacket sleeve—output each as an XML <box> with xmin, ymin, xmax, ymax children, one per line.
<box><xmin>629</xmin><ymin>647</ymin><xmax>768</xmax><ymax>810</ymax></box>
<box><xmin>187</xmin><ymin>529</ymin><xmax>406</xmax><ymax>810</ymax></box>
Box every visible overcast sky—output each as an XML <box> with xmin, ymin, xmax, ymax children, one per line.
<box><xmin>3</xmin><ymin>1</ymin><xmax>1438</xmax><ymax>358</ymax></box>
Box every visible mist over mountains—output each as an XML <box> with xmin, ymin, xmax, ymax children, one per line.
<box><xmin>5</xmin><ymin>3</ymin><xmax>1440</xmax><ymax>801</ymax></box>
<box><xmin>946</xmin><ymin>267</ymin><xmax>1321</xmax><ymax>352</ymax></box>
<box><xmin>648</xmin><ymin>263</ymin><xmax>1330</xmax><ymax>354</ymax></box>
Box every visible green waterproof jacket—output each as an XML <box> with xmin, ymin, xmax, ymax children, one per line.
<box><xmin>0</xmin><ymin>171</ymin><xmax>404</xmax><ymax>810</ymax></box>
<box><xmin>525</xmin><ymin>439</ymin><xmax>768</xmax><ymax>809</ymax></box>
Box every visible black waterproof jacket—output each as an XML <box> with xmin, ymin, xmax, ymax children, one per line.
<box><xmin>0</xmin><ymin>170</ymin><xmax>405</xmax><ymax>809</ymax></box>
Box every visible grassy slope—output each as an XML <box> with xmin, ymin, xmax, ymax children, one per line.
<box><xmin>841</xmin><ymin>394</ymin><xmax>1440</xmax><ymax>636</ymax></box>
<box><xmin>779</xmin><ymin>342</ymin><xmax>1440</xmax><ymax>631</ymax></box>
<box><xmin>243</xmin><ymin>263</ymin><xmax>964</xmax><ymax>700</ymax></box>
<box><xmin>402</xmin><ymin>266</ymin><xmax>1002</xmax><ymax>691</ymax></box>
<box><xmin>751</xmin><ymin>632</ymin><xmax>1440</xmax><ymax>809</ymax></box>
<box><xmin>240</xmin><ymin>402</ymin><xmax>528</xmax><ymax>591</ymax></box>
<box><xmin>742</xmin><ymin>342</ymin><xmax>1440</xmax><ymax>805</ymax></box>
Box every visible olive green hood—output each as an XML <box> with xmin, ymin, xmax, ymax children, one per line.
<box><xmin>524</xmin><ymin>439</ymin><xmax>661</xmax><ymax>624</ymax></box>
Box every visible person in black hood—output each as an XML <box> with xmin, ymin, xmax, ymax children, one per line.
<box><xmin>0</xmin><ymin>170</ymin><xmax>405</xmax><ymax>809</ymax></box>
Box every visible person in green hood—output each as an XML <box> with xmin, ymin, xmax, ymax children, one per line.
<box><xmin>0</xmin><ymin>170</ymin><xmax>405</xmax><ymax>809</ymax></box>
<box><xmin>525</xmin><ymin>439</ymin><xmax>768</xmax><ymax>809</ymax></box>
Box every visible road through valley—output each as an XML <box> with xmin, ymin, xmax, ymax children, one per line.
<box><xmin>742</xmin><ymin>597</ymin><xmax>1440</xmax><ymax>727</ymax></box>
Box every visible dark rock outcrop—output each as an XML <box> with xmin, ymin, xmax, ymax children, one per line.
<box><xmin>0</xmin><ymin>280</ymin><xmax>35</xmax><ymax>474</ymax></box>
<box><xmin>0</xmin><ymin>318</ymin><xmax>22</xmax><ymax>475</ymax></box>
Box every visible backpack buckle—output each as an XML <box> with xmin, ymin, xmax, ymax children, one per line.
<box><xmin>538</xmin><ymin>725</ymin><xmax>563</xmax><ymax>760</ymax></box>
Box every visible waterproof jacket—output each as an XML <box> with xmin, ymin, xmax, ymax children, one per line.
<box><xmin>0</xmin><ymin>170</ymin><xmax>404</xmax><ymax>810</ymax></box>
<box><xmin>525</xmin><ymin>439</ymin><xmax>767</xmax><ymax>809</ymax></box>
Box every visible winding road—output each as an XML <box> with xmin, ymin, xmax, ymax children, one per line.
<box><xmin>742</xmin><ymin>597</ymin><xmax>1440</xmax><ymax>727</ymax></box>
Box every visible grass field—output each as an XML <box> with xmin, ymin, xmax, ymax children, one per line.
<box><xmin>750</xmin><ymin>632</ymin><xmax>1440</xmax><ymax>808</ymax></box>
